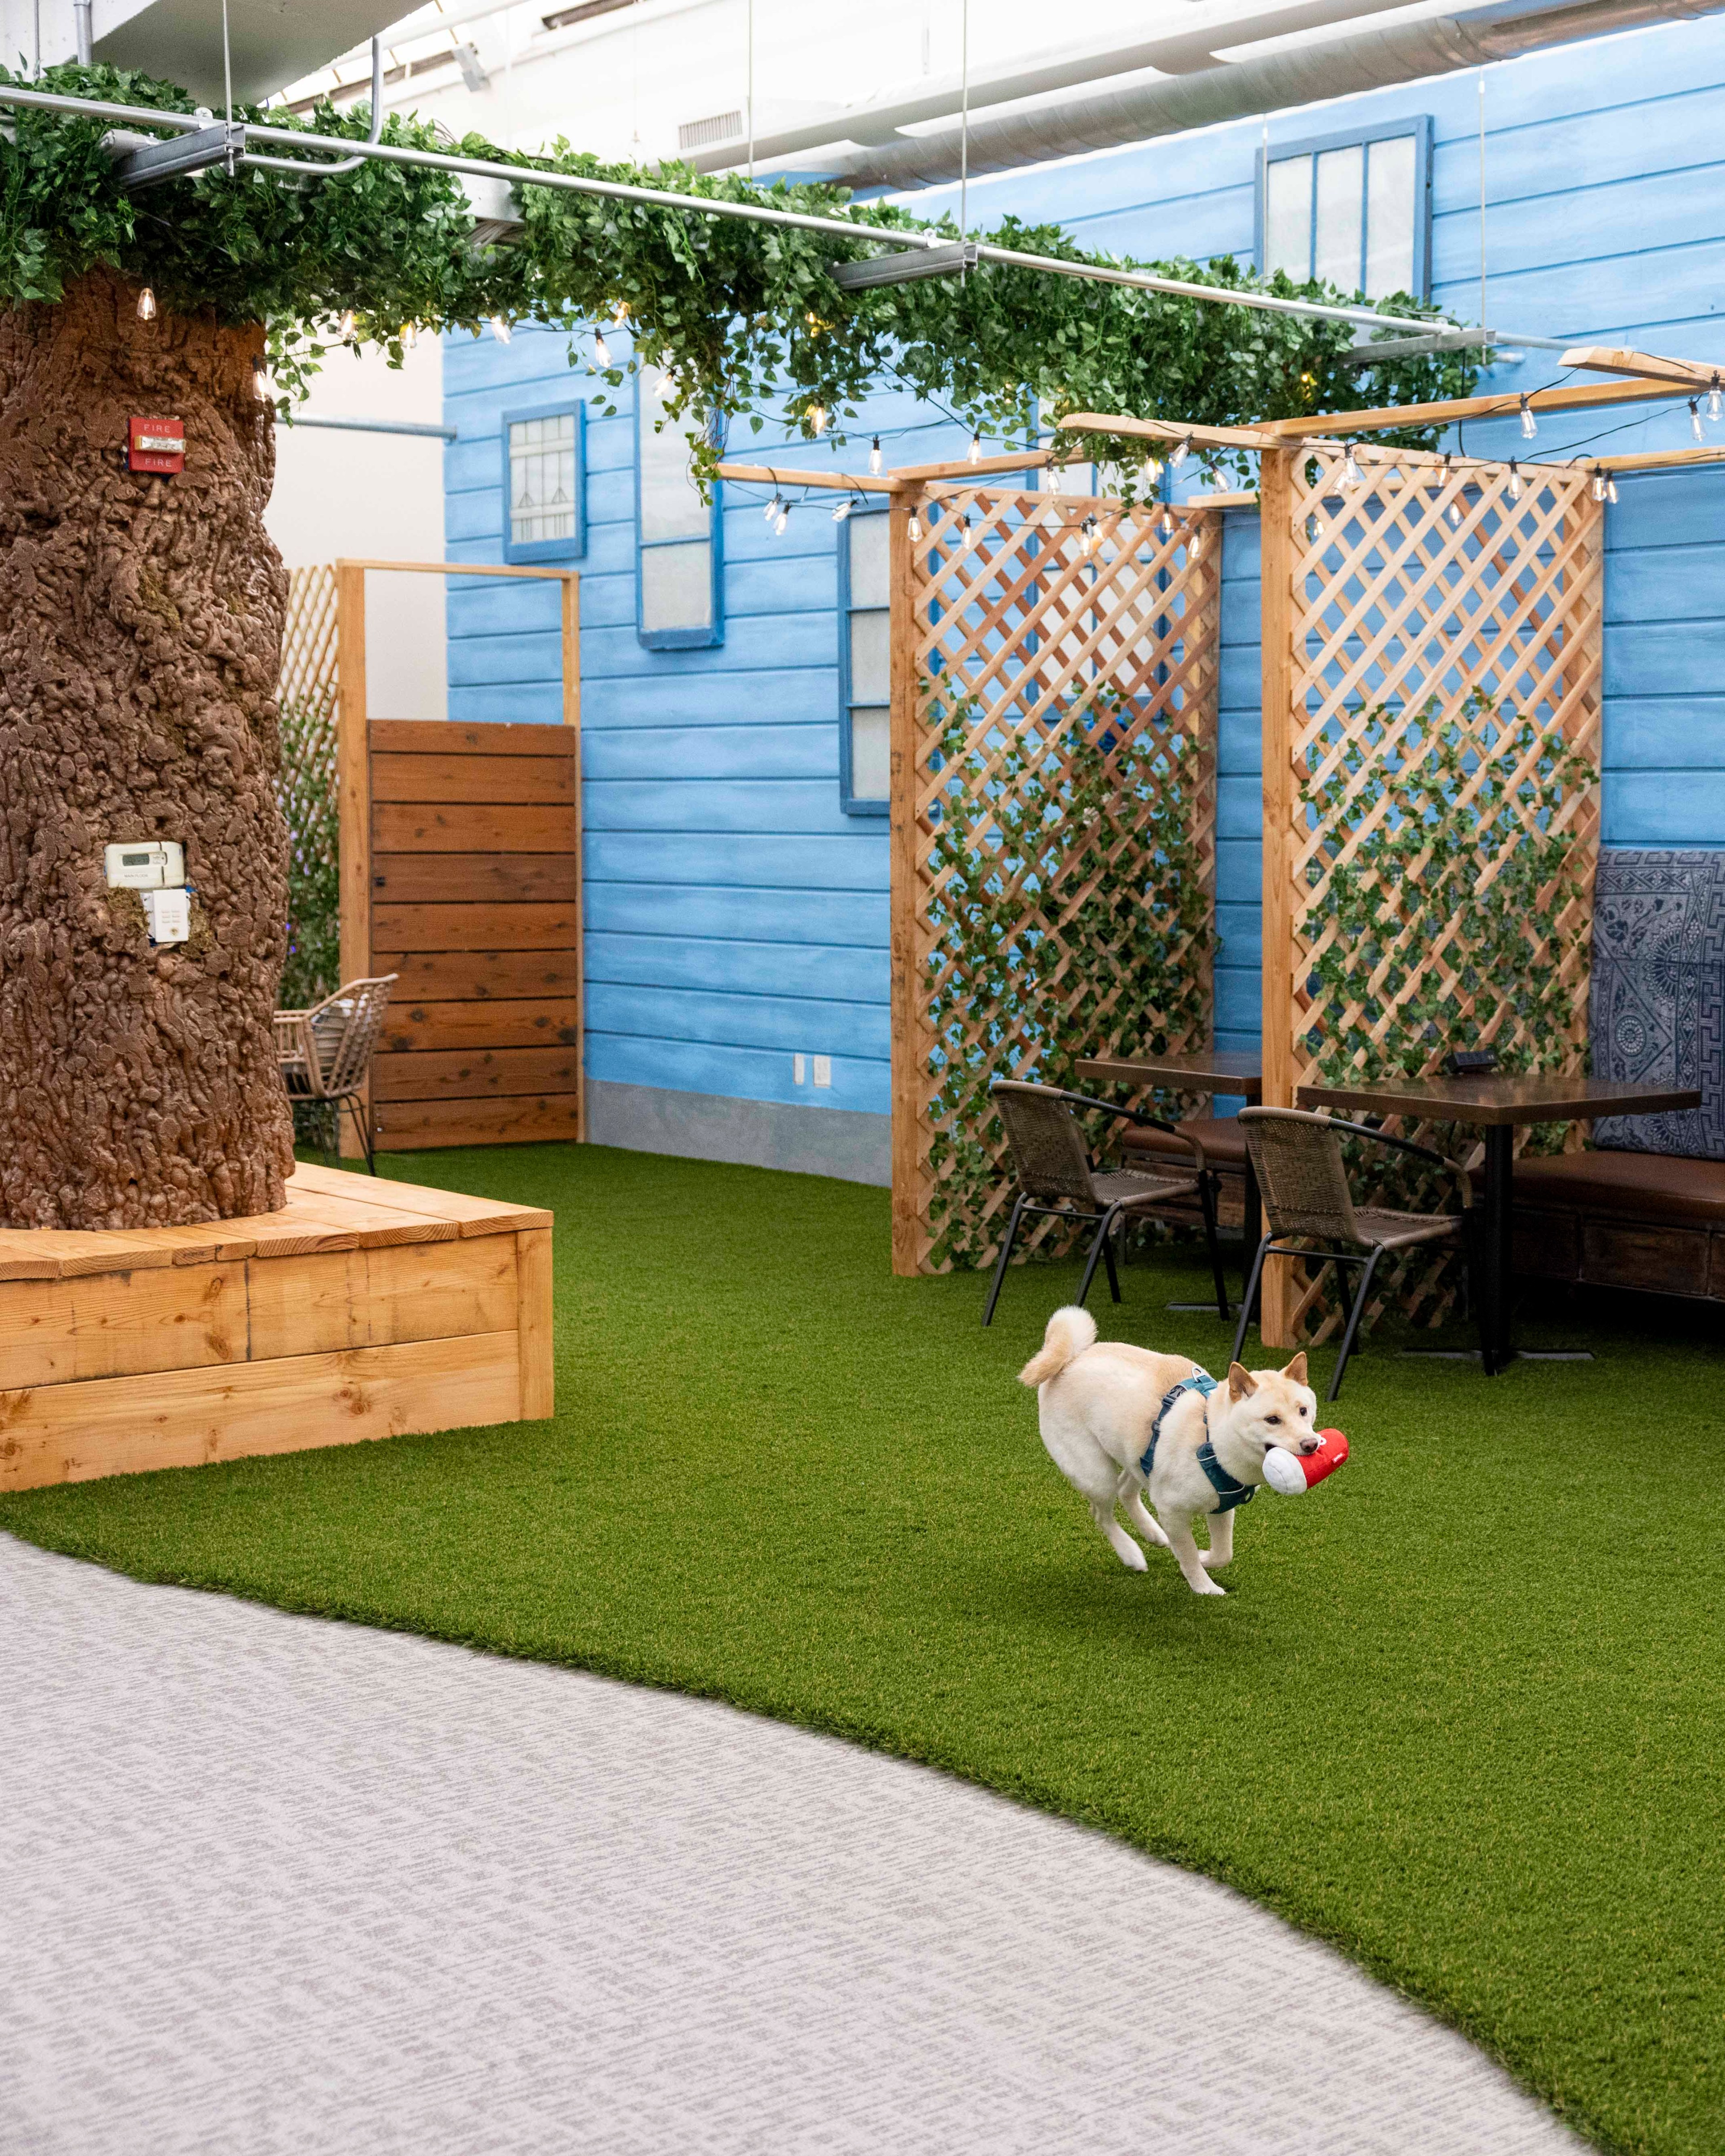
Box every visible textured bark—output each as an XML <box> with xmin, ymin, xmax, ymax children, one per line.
<box><xmin>0</xmin><ymin>269</ymin><xmax>294</xmax><ymax>1227</ymax></box>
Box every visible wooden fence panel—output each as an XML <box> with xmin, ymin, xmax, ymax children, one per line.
<box><xmin>362</xmin><ymin>720</ymin><xmax>584</xmax><ymax>1150</ymax></box>
<box><xmin>1259</xmin><ymin>447</ymin><xmax>1603</xmax><ymax>1342</ymax></box>
<box><xmin>890</xmin><ymin>486</ymin><xmax>1223</xmax><ymax>1275</ymax></box>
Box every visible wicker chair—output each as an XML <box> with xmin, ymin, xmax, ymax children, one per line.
<box><xmin>983</xmin><ymin>1080</ymin><xmax>1231</xmax><ymax>1327</ymax></box>
<box><xmin>275</xmin><ymin>975</ymin><xmax>398</xmax><ymax>1173</ymax></box>
<box><xmin>1230</xmin><ymin>1107</ymin><xmax>1475</xmax><ymax>1399</ymax></box>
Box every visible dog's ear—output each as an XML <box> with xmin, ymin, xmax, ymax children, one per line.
<box><xmin>1282</xmin><ymin>1351</ymin><xmax>1309</xmax><ymax>1386</ymax></box>
<box><xmin>1228</xmin><ymin>1362</ymin><xmax>1258</xmax><ymax>1400</ymax></box>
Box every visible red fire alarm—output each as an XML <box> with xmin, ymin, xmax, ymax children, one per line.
<box><xmin>128</xmin><ymin>416</ymin><xmax>185</xmax><ymax>475</ymax></box>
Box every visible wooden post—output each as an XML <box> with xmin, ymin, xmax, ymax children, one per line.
<box><xmin>335</xmin><ymin>560</ymin><xmax>370</xmax><ymax>1161</ymax></box>
<box><xmin>1256</xmin><ymin>452</ymin><xmax>1297</xmax><ymax>1347</ymax></box>
<box><xmin>560</xmin><ymin>571</ymin><xmax>585</xmax><ymax>1144</ymax></box>
<box><xmin>888</xmin><ymin>500</ymin><xmax>923</xmax><ymax>1276</ymax></box>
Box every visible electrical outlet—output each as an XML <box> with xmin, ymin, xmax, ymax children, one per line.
<box><xmin>793</xmin><ymin>1054</ymin><xmax>807</xmax><ymax>1085</ymax></box>
<box><xmin>812</xmin><ymin>1055</ymin><xmax>833</xmax><ymax>1089</ymax></box>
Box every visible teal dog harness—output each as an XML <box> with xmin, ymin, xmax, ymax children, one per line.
<box><xmin>1138</xmin><ymin>1368</ymin><xmax>1256</xmax><ymax>1514</ymax></box>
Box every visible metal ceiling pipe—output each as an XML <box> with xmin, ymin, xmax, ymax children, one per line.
<box><xmin>789</xmin><ymin>0</ymin><xmax>1725</xmax><ymax>193</ymax></box>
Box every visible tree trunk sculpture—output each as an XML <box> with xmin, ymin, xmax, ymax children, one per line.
<box><xmin>0</xmin><ymin>269</ymin><xmax>293</xmax><ymax>1228</ymax></box>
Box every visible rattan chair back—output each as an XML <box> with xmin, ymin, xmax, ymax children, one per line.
<box><xmin>1237</xmin><ymin>1107</ymin><xmax>1361</xmax><ymax>1242</ymax></box>
<box><xmin>992</xmin><ymin>1081</ymin><xmax>1099</xmax><ymax>1206</ymax></box>
<box><xmin>275</xmin><ymin>975</ymin><xmax>398</xmax><ymax>1101</ymax></box>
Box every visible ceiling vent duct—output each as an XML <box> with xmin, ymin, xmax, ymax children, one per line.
<box><xmin>678</xmin><ymin>109</ymin><xmax>745</xmax><ymax>153</ymax></box>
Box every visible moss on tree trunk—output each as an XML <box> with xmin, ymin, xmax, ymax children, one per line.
<box><xmin>0</xmin><ymin>268</ymin><xmax>293</xmax><ymax>1228</ymax></box>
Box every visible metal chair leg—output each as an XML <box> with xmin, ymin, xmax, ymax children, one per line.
<box><xmin>345</xmin><ymin>1095</ymin><xmax>377</xmax><ymax>1176</ymax></box>
<box><xmin>982</xmin><ymin>1195</ymin><xmax>1027</xmax><ymax>1327</ymax></box>
<box><xmin>1198</xmin><ymin>1172</ymin><xmax>1230</xmax><ymax>1324</ymax></box>
<box><xmin>1101</xmin><ymin>1219</ymin><xmax>1123</xmax><ymax>1304</ymax></box>
<box><xmin>1231</xmin><ymin>1235</ymin><xmax>1273</xmax><ymax>1365</ymax></box>
<box><xmin>1328</xmin><ymin>1248</ymin><xmax>1383</xmax><ymax>1402</ymax></box>
<box><xmin>1075</xmin><ymin>1207</ymin><xmax>1121</xmax><ymax>1310</ymax></box>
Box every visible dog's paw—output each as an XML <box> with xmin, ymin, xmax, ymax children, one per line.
<box><xmin>1116</xmin><ymin>1541</ymin><xmax>1150</xmax><ymax>1573</ymax></box>
<box><xmin>1188</xmin><ymin>1576</ymin><xmax>1228</xmax><ymax>1596</ymax></box>
<box><xmin>1198</xmin><ymin>1548</ymin><xmax>1230</xmax><ymax>1569</ymax></box>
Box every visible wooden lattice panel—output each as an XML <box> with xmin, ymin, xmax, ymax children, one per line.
<box><xmin>277</xmin><ymin>564</ymin><xmax>341</xmax><ymax>878</ymax></box>
<box><xmin>1259</xmin><ymin>448</ymin><xmax>1603</xmax><ymax>1340</ymax></box>
<box><xmin>890</xmin><ymin>487</ymin><xmax>1223</xmax><ymax>1275</ymax></box>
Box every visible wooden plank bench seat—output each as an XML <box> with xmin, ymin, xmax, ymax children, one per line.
<box><xmin>1513</xmin><ymin>1151</ymin><xmax>1725</xmax><ymax>1303</ymax></box>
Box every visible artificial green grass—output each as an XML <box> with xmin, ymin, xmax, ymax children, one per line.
<box><xmin>4</xmin><ymin>1143</ymin><xmax>1723</xmax><ymax>2152</ymax></box>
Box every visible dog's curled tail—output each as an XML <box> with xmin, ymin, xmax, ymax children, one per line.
<box><xmin>1018</xmin><ymin>1305</ymin><xmax>1098</xmax><ymax>1389</ymax></box>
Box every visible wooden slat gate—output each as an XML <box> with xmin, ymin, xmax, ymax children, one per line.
<box><xmin>337</xmin><ymin>561</ymin><xmax>584</xmax><ymax>1153</ymax></box>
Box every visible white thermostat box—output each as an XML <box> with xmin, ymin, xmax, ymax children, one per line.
<box><xmin>105</xmin><ymin>840</ymin><xmax>185</xmax><ymax>890</ymax></box>
<box><xmin>141</xmin><ymin>887</ymin><xmax>191</xmax><ymax>946</ymax></box>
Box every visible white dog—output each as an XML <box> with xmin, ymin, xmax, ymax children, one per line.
<box><xmin>1019</xmin><ymin>1306</ymin><xmax>1320</xmax><ymax>1595</ymax></box>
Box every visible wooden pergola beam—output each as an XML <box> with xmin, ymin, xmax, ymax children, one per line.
<box><xmin>888</xmin><ymin>448</ymin><xmax>1067</xmax><ymax>483</ymax></box>
<box><xmin>1262</xmin><ymin>374</ymin><xmax>1697</xmax><ymax>439</ymax></box>
<box><xmin>1592</xmin><ymin>443</ymin><xmax>1725</xmax><ymax>473</ymax></box>
<box><xmin>714</xmin><ymin>461</ymin><xmax>902</xmax><ymax>494</ymax></box>
<box><xmin>1561</xmin><ymin>345</ymin><xmax>1725</xmax><ymax>390</ymax></box>
<box><xmin>1057</xmin><ymin>411</ymin><xmax>1280</xmax><ymax>452</ymax></box>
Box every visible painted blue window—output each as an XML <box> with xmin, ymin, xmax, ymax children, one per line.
<box><xmin>1258</xmin><ymin>118</ymin><xmax>1432</xmax><ymax>301</ymax></box>
<box><xmin>635</xmin><ymin>370</ymin><xmax>723</xmax><ymax>649</ymax></box>
<box><xmin>838</xmin><ymin>503</ymin><xmax>890</xmax><ymax>815</ymax></box>
<box><xmin>501</xmin><ymin>401</ymin><xmax>585</xmax><ymax>563</ymax></box>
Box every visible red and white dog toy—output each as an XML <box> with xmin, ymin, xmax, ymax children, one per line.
<box><xmin>1262</xmin><ymin>1427</ymin><xmax>1349</xmax><ymax>1496</ymax></box>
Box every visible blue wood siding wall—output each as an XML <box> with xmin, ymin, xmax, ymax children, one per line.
<box><xmin>448</xmin><ymin>14</ymin><xmax>1725</xmax><ymax>1116</ymax></box>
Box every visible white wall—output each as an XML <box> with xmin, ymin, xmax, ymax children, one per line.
<box><xmin>266</xmin><ymin>336</ymin><xmax>448</xmax><ymax>722</ymax></box>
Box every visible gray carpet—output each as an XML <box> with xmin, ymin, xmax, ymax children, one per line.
<box><xmin>0</xmin><ymin>1533</ymin><xmax>1583</xmax><ymax>2156</ymax></box>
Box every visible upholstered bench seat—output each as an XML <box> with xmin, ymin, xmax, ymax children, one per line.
<box><xmin>1120</xmin><ymin>1117</ymin><xmax>1250</xmax><ymax>1173</ymax></box>
<box><xmin>1513</xmin><ymin>1152</ymin><xmax>1725</xmax><ymax>1301</ymax></box>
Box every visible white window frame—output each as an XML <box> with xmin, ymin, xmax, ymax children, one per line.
<box><xmin>1257</xmin><ymin>118</ymin><xmax>1432</xmax><ymax>302</ymax></box>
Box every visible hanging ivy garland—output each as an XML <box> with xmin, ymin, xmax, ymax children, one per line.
<box><xmin>0</xmin><ymin>61</ymin><xmax>1477</xmax><ymax>461</ymax></box>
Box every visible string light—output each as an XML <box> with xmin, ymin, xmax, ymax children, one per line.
<box><xmin>593</xmin><ymin>327</ymin><xmax>611</xmax><ymax>367</ymax></box>
<box><xmin>1507</xmin><ymin>459</ymin><xmax>1524</xmax><ymax>500</ymax></box>
<box><xmin>1079</xmin><ymin>515</ymin><xmax>1098</xmax><ymax>558</ymax></box>
<box><xmin>831</xmin><ymin>495</ymin><xmax>856</xmax><ymax>522</ymax></box>
<box><xmin>907</xmin><ymin>508</ymin><xmax>923</xmax><ymax>542</ymax></box>
<box><xmin>490</xmin><ymin>316</ymin><xmax>513</xmax><ymax>344</ymax></box>
<box><xmin>251</xmin><ymin>355</ymin><xmax>271</xmax><ymax>400</ymax></box>
<box><xmin>1607</xmin><ymin>475</ymin><xmax>1619</xmax><ymax>505</ymax></box>
<box><xmin>773</xmin><ymin>499</ymin><xmax>790</xmax><ymax>537</ymax></box>
<box><xmin>1691</xmin><ymin>398</ymin><xmax>1706</xmax><ymax>444</ymax></box>
<box><xmin>763</xmin><ymin>491</ymin><xmax>784</xmax><ymax>526</ymax></box>
<box><xmin>1519</xmin><ymin>394</ymin><xmax>1537</xmax><ymax>440</ymax></box>
<box><xmin>967</xmin><ymin>429</ymin><xmax>983</xmax><ymax>465</ymax></box>
<box><xmin>957</xmin><ymin>512</ymin><xmax>976</xmax><ymax>552</ymax></box>
<box><xmin>869</xmin><ymin>436</ymin><xmax>882</xmax><ymax>476</ymax></box>
<box><xmin>1306</xmin><ymin>511</ymin><xmax>1327</xmax><ymax>543</ymax></box>
<box><xmin>1158</xmin><ymin>505</ymin><xmax>1175</xmax><ymax>539</ymax></box>
<box><xmin>135</xmin><ymin>286</ymin><xmax>156</xmax><ymax>322</ymax></box>
<box><xmin>1710</xmin><ymin>373</ymin><xmax>1723</xmax><ymax>423</ymax></box>
<box><xmin>809</xmin><ymin>403</ymin><xmax>828</xmax><ymax>436</ymax></box>
<box><xmin>1047</xmin><ymin>465</ymin><xmax>1063</xmax><ymax>496</ymax></box>
<box><xmin>1168</xmin><ymin>435</ymin><xmax>1192</xmax><ymax>470</ymax></box>
<box><xmin>1443</xmin><ymin>452</ymin><xmax>1464</xmax><ymax>527</ymax></box>
<box><xmin>612</xmin><ymin>301</ymin><xmax>630</xmax><ymax>324</ymax></box>
<box><xmin>1591</xmin><ymin>466</ymin><xmax>1609</xmax><ymax>504</ymax></box>
<box><xmin>338</xmin><ymin>310</ymin><xmax>357</xmax><ymax>340</ymax></box>
<box><xmin>1341</xmin><ymin>446</ymin><xmax>1364</xmax><ymax>490</ymax></box>
<box><xmin>404</xmin><ymin>321</ymin><xmax>418</xmax><ymax>349</ymax></box>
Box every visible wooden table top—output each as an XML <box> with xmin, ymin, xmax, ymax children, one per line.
<box><xmin>1077</xmin><ymin>1051</ymin><xmax>1263</xmax><ymax>1100</ymax></box>
<box><xmin>1295</xmin><ymin>1072</ymin><xmax>1703</xmax><ymax>1128</ymax></box>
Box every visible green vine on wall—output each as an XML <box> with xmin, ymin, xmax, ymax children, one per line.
<box><xmin>0</xmin><ymin>63</ymin><xmax>1477</xmax><ymax>464</ymax></box>
<box><xmin>275</xmin><ymin>694</ymin><xmax>340</xmax><ymax>1012</ymax></box>
<box><xmin>924</xmin><ymin>688</ymin><xmax>1213</xmax><ymax>1271</ymax></box>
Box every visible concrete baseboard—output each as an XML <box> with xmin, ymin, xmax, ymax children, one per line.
<box><xmin>585</xmin><ymin>1080</ymin><xmax>891</xmax><ymax>1187</ymax></box>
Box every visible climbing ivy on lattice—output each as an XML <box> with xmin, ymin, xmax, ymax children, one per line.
<box><xmin>1273</xmin><ymin>452</ymin><xmax>1603</xmax><ymax>1336</ymax></box>
<box><xmin>896</xmin><ymin>486</ymin><xmax>1224</xmax><ymax>1273</ymax></box>
<box><xmin>276</xmin><ymin>565</ymin><xmax>341</xmax><ymax>1011</ymax></box>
